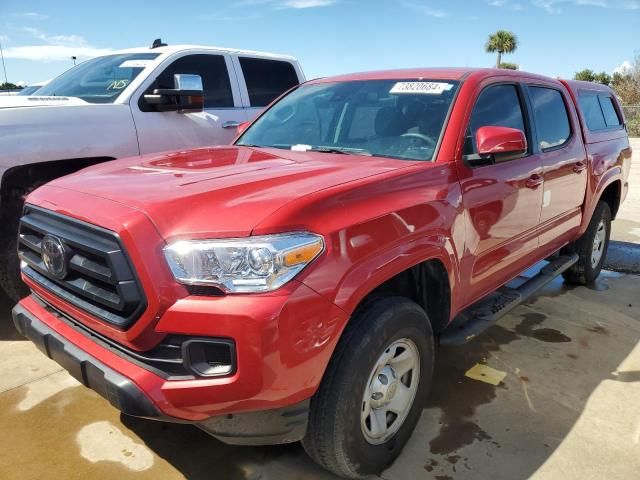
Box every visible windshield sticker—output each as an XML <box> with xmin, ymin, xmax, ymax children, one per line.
<box><xmin>107</xmin><ymin>79</ymin><xmax>129</xmax><ymax>90</ymax></box>
<box><xmin>119</xmin><ymin>59</ymin><xmax>153</xmax><ymax>69</ymax></box>
<box><xmin>390</xmin><ymin>82</ymin><xmax>454</xmax><ymax>95</ymax></box>
<box><xmin>291</xmin><ymin>144</ymin><xmax>312</xmax><ymax>151</ymax></box>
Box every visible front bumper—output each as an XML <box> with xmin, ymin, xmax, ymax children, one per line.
<box><xmin>14</xmin><ymin>279</ymin><xmax>348</xmax><ymax>417</ymax></box>
<box><xmin>12</xmin><ymin>303</ymin><xmax>162</xmax><ymax>419</ymax></box>
<box><xmin>13</xmin><ymin>299</ymin><xmax>318</xmax><ymax>445</ymax></box>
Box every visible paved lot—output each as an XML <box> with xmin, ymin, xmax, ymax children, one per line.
<box><xmin>0</xmin><ymin>140</ymin><xmax>638</xmax><ymax>480</ymax></box>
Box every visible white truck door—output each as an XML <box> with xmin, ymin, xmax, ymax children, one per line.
<box><xmin>231</xmin><ymin>55</ymin><xmax>302</xmax><ymax>121</ymax></box>
<box><xmin>131</xmin><ymin>52</ymin><xmax>247</xmax><ymax>154</ymax></box>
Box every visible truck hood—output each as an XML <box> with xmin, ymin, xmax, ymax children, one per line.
<box><xmin>0</xmin><ymin>95</ymin><xmax>88</xmax><ymax>109</ymax></box>
<box><xmin>45</xmin><ymin>146</ymin><xmax>411</xmax><ymax>240</ymax></box>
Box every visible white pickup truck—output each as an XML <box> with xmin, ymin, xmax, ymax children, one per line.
<box><xmin>0</xmin><ymin>40</ymin><xmax>305</xmax><ymax>300</ymax></box>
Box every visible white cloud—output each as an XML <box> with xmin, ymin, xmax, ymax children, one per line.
<box><xmin>400</xmin><ymin>0</ymin><xmax>448</xmax><ymax>17</ymax></box>
<box><xmin>614</xmin><ymin>60</ymin><xmax>633</xmax><ymax>75</ymax></box>
<box><xmin>280</xmin><ymin>0</ymin><xmax>336</xmax><ymax>7</ymax></box>
<box><xmin>238</xmin><ymin>0</ymin><xmax>337</xmax><ymax>7</ymax></box>
<box><xmin>488</xmin><ymin>0</ymin><xmax>524</xmax><ymax>9</ymax></box>
<box><xmin>532</xmin><ymin>0</ymin><xmax>639</xmax><ymax>13</ymax></box>
<box><xmin>4</xmin><ymin>28</ymin><xmax>111</xmax><ymax>62</ymax></box>
<box><xmin>14</xmin><ymin>12</ymin><xmax>49</xmax><ymax>20</ymax></box>
<box><xmin>3</xmin><ymin>45</ymin><xmax>113</xmax><ymax>62</ymax></box>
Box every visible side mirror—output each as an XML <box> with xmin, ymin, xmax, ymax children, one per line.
<box><xmin>143</xmin><ymin>73</ymin><xmax>204</xmax><ymax>112</ymax></box>
<box><xmin>474</xmin><ymin>126</ymin><xmax>527</xmax><ymax>164</ymax></box>
<box><xmin>237</xmin><ymin>121</ymin><xmax>251</xmax><ymax>136</ymax></box>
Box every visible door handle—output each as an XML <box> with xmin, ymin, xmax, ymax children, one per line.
<box><xmin>573</xmin><ymin>161</ymin><xmax>587</xmax><ymax>173</ymax></box>
<box><xmin>525</xmin><ymin>174</ymin><xmax>544</xmax><ymax>189</ymax></box>
<box><xmin>222</xmin><ymin>121</ymin><xmax>241</xmax><ymax>129</ymax></box>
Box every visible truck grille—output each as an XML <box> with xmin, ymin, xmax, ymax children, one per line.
<box><xmin>18</xmin><ymin>206</ymin><xmax>146</xmax><ymax>329</ymax></box>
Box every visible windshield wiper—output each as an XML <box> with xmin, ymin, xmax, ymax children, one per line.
<box><xmin>309</xmin><ymin>146</ymin><xmax>372</xmax><ymax>156</ymax></box>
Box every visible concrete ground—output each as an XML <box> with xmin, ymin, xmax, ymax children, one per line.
<box><xmin>0</xmin><ymin>141</ymin><xmax>638</xmax><ymax>480</ymax></box>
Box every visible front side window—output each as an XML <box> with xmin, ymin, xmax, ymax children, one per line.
<box><xmin>239</xmin><ymin>57</ymin><xmax>299</xmax><ymax>107</ymax></box>
<box><xmin>236</xmin><ymin>79</ymin><xmax>460</xmax><ymax>162</ymax></box>
<box><xmin>142</xmin><ymin>54</ymin><xmax>234</xmax><ymax>110</ymax></box>
<box><xmin>529</xmin><ymin>86</ymin><xmax>571</xmax><ymax>150</ymax></box>
<box><xmin>464</xmin><ymin>84</ymin><xmax>526</xmax><ymax>155</ymax></box>
<box><xmin>36</xmin><ymin>53</ymin><xmax>160</xmax><ymax>104</ymax></box>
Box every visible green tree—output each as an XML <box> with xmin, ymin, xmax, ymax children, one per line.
<box><xmin>485</xmin><ymin>30</ymin><xmax>518</xmax><ymax>68</ymax></box>
<box><xmin>574</xmin><ymin>70</ymin><xmax>611</xmax><ymax>86</ymax></box>
<box><xmin>593</xmin><ymin>72</ymin><xmax>611</xmax><ymax>86</ymax></box>
<box><xmin>499</xmin><ymin>62</ymin><xmax>518</xmax><ymax>70</ymax></box>
<box><xmin>0</xmin><ymin>82</ymin><xmax>22</xmax><ymax>90</ymax></box>
<box><xmin>611</xmin><ymin>56</ymin><xmax>640</xmax><ymax>105</ymax></box>
<box><xmin>574</xmin><ymin>69</ymin><xmax>596</xmax><ymax>82</ymax></box>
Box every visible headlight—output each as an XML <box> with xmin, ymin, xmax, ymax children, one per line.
<box><xmin>163</xmin><ymin>232</ymin><xmax>324</xmax><ymax>293</ymax></box>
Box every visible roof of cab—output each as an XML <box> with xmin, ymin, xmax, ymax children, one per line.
<box><xmin>309</xmin><ymin>67</ymin><xmax>562</xmax><ymax>85</ymax></box>
<box><xmin>107</xmin><ymin>44</ymin><xmax>298</xmax><ymax>61</ymax></box>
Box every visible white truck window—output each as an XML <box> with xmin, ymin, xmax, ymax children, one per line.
<box><xmin>239</xmin><ymin>57</ymin><xmax>299</xmax><ymax>107</ymax></box>
<box><xmin>141</xmin><ymin>54</ymin><xmax>234</xmax><ymax>111</ymax></box>
<box><xmin>36</xmin><ymin>53</ymin><xmax>160</xmax><ymax>104</ymax></box>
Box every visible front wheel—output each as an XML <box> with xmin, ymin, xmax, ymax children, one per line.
<box><xmin>302</xmin><ymin>297</ymin><xmax>434</xmax><ymax>479</ymax></box>
<box><xmin>0</xmin><ymin>189</ymin><xmax>30</xmax><ymax>302</ymax></box>
<box><xmin>562</xmin><ymin>201</ymin><xmax>611</xmax><ymax>285</ymax></box>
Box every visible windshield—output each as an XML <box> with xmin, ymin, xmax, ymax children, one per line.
<box><xmin>236</xmin><ymin>79</ymin><xmax>459</xmax><ymax>161</ymax></box>
<box><xmin>36</xmin><ymin>53</ymin><xmax>160</xmax><ymax>104</ymax></box>
<box><xmin>18</xmin><ymin>85</ymin><xmax>41</xmax><ymax>96</ymax></box>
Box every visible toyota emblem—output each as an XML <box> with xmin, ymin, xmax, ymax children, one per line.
<box><xmin>41</xmin><ymin>235</ymin><xmax>68</xmax><ymax>279</ymax></box>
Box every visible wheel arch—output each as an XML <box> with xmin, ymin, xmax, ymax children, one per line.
<box><xmin>349</xmin><ymin>257</ymin><xmax>453</xmax><ymax>336</ymax></box>
<box><xmin>0</xmin><ymin>157</ymin><xmax>115</xmax><ymax>208</ymax></box>
<box><xmin>598</xmin><ymin>179</ymin><xmax>621</xmax><ymax>220</ymax></box>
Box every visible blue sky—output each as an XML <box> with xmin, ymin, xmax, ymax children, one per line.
<box><xmin>0</xmin><ymin>0</ymin><xmax>638</xmax><ymax>85</ymax></box>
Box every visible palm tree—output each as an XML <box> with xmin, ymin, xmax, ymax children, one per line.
<box><xmin>485</xmin><ymin>30</ymin><xmax>518</xmax><ymax>68</ymax></box>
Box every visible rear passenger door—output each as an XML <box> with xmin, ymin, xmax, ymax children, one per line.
<box><xmin>132</xmin><ymin>53</ymin><xmax>246</xmax><ymax>154</ymax></box>
<box><xmin>232</xmin><ymin>56</ymin><xmax>301</xmax><ymax>120</ymax></box>
<box><xmin>524</xmin><ymin>82</ymin><xmax>587</xmax><ymax>249</ymax></box>
<box><xmin>457</xmin><ymin>81</ymin><xmax>543</xmax><ymax>303</ymax></box>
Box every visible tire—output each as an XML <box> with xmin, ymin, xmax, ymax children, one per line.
<box><xmin>303</xmin><ymin>297</ymin><xmax>434</xmax><ymax>479</ymax></box>
<box><xmin>0</xmin><ymin>188</ymin><xmax>30</xmax><ymax>302</ymax></box>
<box><xmin>562</xmin><ymin>201</ymin><xmax>611</xmax><ymax>285</ymax></box>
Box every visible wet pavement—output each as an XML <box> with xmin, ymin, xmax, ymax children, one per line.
<box><xmin>0</xmin><ymin>139</ymin><xmax>638</xmax><ymax>480</ymax></box>
<box><xmin>1</xmin><ymin>268</ymin><xmax>639</xmax><ymax>480</ymax></box>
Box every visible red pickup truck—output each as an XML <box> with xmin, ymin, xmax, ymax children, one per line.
<box><xmin>12</xmin><ymin>68</ymin><xmax>631</xmax><ymax>478</ymax></box>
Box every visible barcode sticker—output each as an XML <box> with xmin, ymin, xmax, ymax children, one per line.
<box><xmin>390</xmin><ymin>82</ymin><xmax>453</xmax><ymax>95</ymax></box>
<box><xmin>119</xmin><ymin>60</ymin><xmax>153</xmax><ymax>69</ymax></box>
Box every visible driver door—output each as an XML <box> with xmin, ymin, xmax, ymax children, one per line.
<box><xmin>456</xmin><ymin>81</ymin><xmax>544</xmax><ymax>305</ymax></box>
<box><xmin>131</xmin><ymin>53</ymin><xmax>247</xmax><ymax>154</ymax></box>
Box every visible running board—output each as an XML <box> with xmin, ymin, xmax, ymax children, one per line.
<box><xmin>439</xmin><ymin>253</ymin><xmax>579</xmax><ymax>346</ymax></box>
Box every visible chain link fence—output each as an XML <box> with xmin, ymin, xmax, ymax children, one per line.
<box><xmin>622</xmin><ymin>105</ymin><xmax>640</xmax><ymax>137</ymax></box>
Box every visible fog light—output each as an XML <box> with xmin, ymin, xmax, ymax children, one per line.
<box><xmin>183</xmin><ymin>339</ymin><xmax>236</xmax><ymax>377</ymax></box>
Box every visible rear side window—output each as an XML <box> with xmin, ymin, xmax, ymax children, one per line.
<box><xmin>464</xmin><ymin>84</ymin><xmax>526</xmax><ymax>155</ymax></box>
<box><xmin>143</xmin><ymin>54</ymin><xmax>234</xmax><ymax>110</ymax></box>
<box><xmin>239</xmin><ymin>57</ymin><xmax>299</xmax><ymax>107</ymax></box>
<box><xmin>578</xmin><ymin>93</ymin><xmax>621</xmax><ymax>131</ymax></box>
<box><xmin>598</xmin><ymin>96</ymin><xmax>621</xmax><ymax>127</ymax></box>
<box><xmin>579</xmin><ymin>95</ymin><xmax>607</xmax><ymax>131</ymax></box>
<box><xmin>529</xmin><ymin>86</ymin><xmax>571</xmax><ymax>150</ymax></box>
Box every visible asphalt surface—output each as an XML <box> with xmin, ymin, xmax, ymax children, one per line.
<box><xmin>0</xmin><ymin>139</ymin><xmax>638</xmax><ymax>480</ymax></box>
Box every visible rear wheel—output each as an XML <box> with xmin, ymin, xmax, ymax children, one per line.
<box><xmin>303</xmin><ymin>297</ymin><xmax>434</xmax><ymax>479</ymax></box>
<box><xmin>562</xmin><ymin>201</ymin><xmax>611</xmax><ymax>285</ymax></box>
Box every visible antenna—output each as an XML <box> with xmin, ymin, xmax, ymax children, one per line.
<box><xmin>0</xmin><ymin>39</ymin><xmax>8</xmax><ymax>86</ymax></box>
<box><xmin>151</xmin><ymin>38</ymin><xmax>167</xmax><ymax>49</ymax></box>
